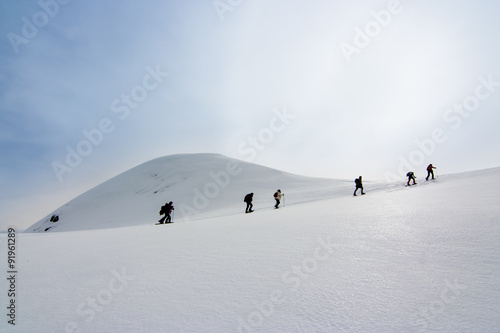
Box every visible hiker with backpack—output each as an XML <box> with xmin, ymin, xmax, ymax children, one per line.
<box><xmin>354</xmin><ymin>176</ymin><xmax>365</xmax><ymax>196</ymax></box>
<box><xmin>244</xmin><ymin>193</ymin><xmax>254</xmax><ymax>213</ymax></box>
<box><xmin>158</xmin><ymin>201</ymin><xmax>174</xmax><ymax>224</ymax></box>
<box><xmin>273</xmin><ymin>189</ymin><xmax>284</xmax><ymax>209</ymax></box>
<box><xmin>406</xmin><ymin>172</ymin><xmax>417</xmax><ymax>186</ymax></box>
<box><xmin>426</xmin><ymin>164</ymin><xmax>436</xmax><ymax>181</ymax></box>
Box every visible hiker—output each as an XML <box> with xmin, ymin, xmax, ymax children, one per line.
<box><xmin>354</xmin><ymin>176</ymin><xmax>365</xmax><ymax>196</ymax></box>
<box><xmin>158</xmin><ymin>201</ymin><xmax>174</xmax><ymax>224</ymax></box>
<box><xmin>426</xmin><ymin>164</ymin><xmax>436</xmax><ymax>181</ymax></box>
<box><xmin>406</xmin><ymin>172</ymin><xmax>417</xmax><ymax>186</ymax></box>
<box><xmin>244</xmin><ymin>193</ymin><xmax>254</xmax><ymax>213</ymax></box>
<box><xmin>273</xmin><ymin>189</ymin><xmax>283</xmax><ymax>209</ymax></box>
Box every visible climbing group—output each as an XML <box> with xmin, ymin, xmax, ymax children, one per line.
<box><xmin>242</xmin><ymin>189</ymin><xmax>284</xmax><ymax>214</ymax></box>
<box><xmin>405</xmin><ymin>164</ymin><xmax>437</xmax><ymax>187</ymax></box>
<box><xmin>155</xmin><ymin>164</ymin><xmax>438</xmax><ymax>223</ymax></box>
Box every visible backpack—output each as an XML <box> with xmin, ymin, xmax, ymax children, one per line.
<box><xmin>159</xmin><ymin>205</ymin><xmax>166</xmax><ymax>215</ymax></box>
<box><xmin>274</xmin><ymin>192</ymin><xmax>278</xmax><ymax>198</ymax></box>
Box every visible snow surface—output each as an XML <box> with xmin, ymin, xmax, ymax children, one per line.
<box><xmin>1</xmin><ymin>154</ymin><xmax>499</xmax><ymax>332</ymax></box>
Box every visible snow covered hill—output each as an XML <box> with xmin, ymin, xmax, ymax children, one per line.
<box><xmin>1</xmin><ymin>157</ymin><xmax>499</xmax><ymax>332</ymax></box>
<box><xmin>26</xmin><ymin>154</ymin><xmax>351</xmax><ymax>233</ymax></box>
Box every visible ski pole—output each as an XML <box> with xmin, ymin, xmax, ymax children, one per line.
<box><xmin>283</xmin><ymin>193</ymin><xmax>285</xmax><ymax>207</ymax></box>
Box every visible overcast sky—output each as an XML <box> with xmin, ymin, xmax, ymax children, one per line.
<box><xmin>1</xmin><ymin>0</ymin><xmax>500</xmax><ymax>231</ymax></box>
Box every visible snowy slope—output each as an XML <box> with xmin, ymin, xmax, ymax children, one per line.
<box><xmin>26</xmin><ymin>154</ymin><xmax>351</xmax><ymax>233</ymax></box>
<box><xmin>1</xmin><ymin>160</ymin><xmax>499</xmax><ymax>333</ymax></box>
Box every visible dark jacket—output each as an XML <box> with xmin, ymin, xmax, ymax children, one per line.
<box><xmin>244</xmin><ymin>193</ymin><xmax>253</xmax><ymax>203</ymax></box>
<box><xmin>355</xmin><ymin>178</ymin><xmax>363</xmax><ymax>188</ymax></box>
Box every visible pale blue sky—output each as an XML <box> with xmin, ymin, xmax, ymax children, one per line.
<box><xmin>1</xmin><ymin>0</ymin><xmax>500</xmax><ymax>230</ymax></box>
